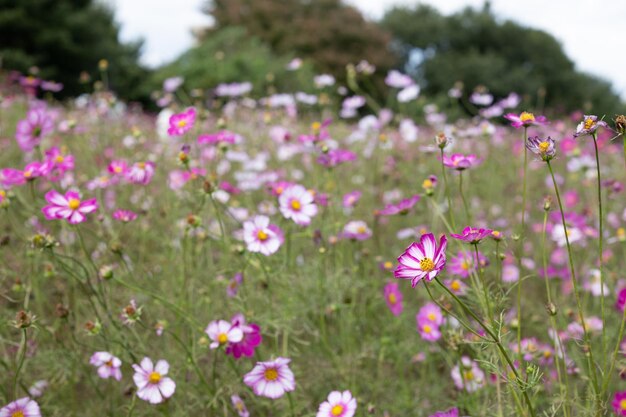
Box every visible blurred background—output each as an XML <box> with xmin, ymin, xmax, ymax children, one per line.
<box><xmin>1</xmin><ymin>0</ymin><xmax>624</xmax><ymax>114</ymax></box>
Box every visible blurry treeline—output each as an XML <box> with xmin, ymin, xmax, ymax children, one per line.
<box><xmin>0</xmin><ymin>0</ymin><xmax>623</xmax><ymax>113</ymax></box>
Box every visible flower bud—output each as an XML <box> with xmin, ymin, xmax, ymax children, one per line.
<box><xmin>14</xmin><ymin>310</ymin><xmax>33</xmax><ymax>328</ymax></box>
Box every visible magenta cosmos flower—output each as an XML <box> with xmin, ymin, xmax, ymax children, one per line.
<box><xmin>429</xmin><ymin>408</ymin><xmax>459</xmax><ymax>417</ymax></box>
<box><xmin>231</xmin><ymin>395</ymin><xmax>250</xmax><ymax>417</ymax></box>
<box><xmin>0</xmin><ymin>397</ymin><xmax>41</xmax><ymax>417</ymax></box>
<box><xmin>316</xmin><ymin>390</ymin><xmax>357</xmax><ymax>417</ymax></box>
<box><xmin>90</xmin><ymin>351</ymin><xmax>122</xmax><ymax>381</ymax></box>
<box><xmin>342</xmin><ymin>220</ymin><xmax>372</xmax><ymax>241</ymax></box>
<box><xmin>198</xmin><ymin>130</ymin><xmax>237</xmax><ymax>146</ymax></box>
<box><xmin>378</xmin><ymin>195</ymin><xmax>420</xmax><ymax>216</ymax></box>
<box><xmin>126</xmin><ymin>161</ymin><xmax>155</xmax><ymax>185</ymax></box>
<box><xmin>394</xmin><ymin>233</ymin><xmax>448</xmax><ymax>287</ymax></box>
<box><xmin>384</xmin><ymin>282</ymin><xmax>403</xmax><ymax>316</ymax></box>
<box><xmin>43</xmin><ymin>146</ymin><xmax>74</xmax><ymax>180</ymax></box>
<box><xmin>279</xmin><ymin>184</ymin><xmax>318</xmax><ymax>226</ymax></box>
<box><xmin>42</xmin><ymin>190</ymin><xmax>98</xmax><ymax>224</ymax></box>
<box><xmin>113</xmin><ymin>209</ymin><xmax>138</xmax><ymax>223</ymax></box>
<box><xmin>243</xmin><ymin>357</ymin><xmax>295</xmax><ymax>399</ymax></box>
<box><xmin>205</xmin><ymin>319</ymin><xmax>244</xmax><ymax>349</ymax></box>
<box><xmin>574</xmin><ymin>114</ymin><xmax>608</xmax><ymax>137</ymax></box>
<box><xmin>226</xmin><ymin>313</ymin><xmax>262</xmax><ymax>359</ymax></box>
<box><xmin>526</xmin><ymin>136</ymin><xmax>556</xmax><ymax>161</ymax></box>
<box><xmin>611</xmin><ymin>391</ymin><xmax>626</xmax><ymax>417</ymax></box>
<box><xmin>243</xmin><ymin>215</ymin><xmax>284</xmax><ymax>256</ymax></box>
<box><xmin>503</xmin><ymin>111</ymin><xmax>547</xmax><ymax>129</ymax></box>
<box><xmin>342</xmin><ymin>190</ymin><xmax>362</xmax><ymax>208</ymax></box>
<box><xmin>442</xmin><ymin>154</ymin><xmax>481</xmax><ymax>171</ymax></box>
<box><xmin>450</xmin><ymin>226</ymin><xmax>493</xmax><ymax>244</ymax></box>
<box><xmin>167</xmin><ymin>107</ymin><xmax>196</xmax><ymax>136</ymax></box>
<box><xmin>417</xmin><ymin>314</ymin><xmax>441</xmax><ymax>342</ymax></box>
<box><xmin>132</xmin><ymin>357</ymin><xmax>176</xmax><ymax>404</ymax></box>
<box><xmin>108</xmin><ymin>160</ymin><xmax>128</xmax><ymax>176</ymax></box>
<box><xmin>15</xmin><ymin>107</ymin><xmax>54</xmax><ymax>152</ymax></box>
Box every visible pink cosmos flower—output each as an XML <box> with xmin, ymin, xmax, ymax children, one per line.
<box><xmin>108</xmin><ymin>160</ymin><xmax>128</xmax><ymax>176</ymax></box>
<box><xmin>526</xmin><ymin>136</ymin><xmax>556</xmax><ymax>161</ymax></box>
<box><xmin>126</xmin><ymin>161</ymin><xmax>155</xmax><ymax>185</ymax></box>
<box><xmin>384</xmin><ymin>282</ymin><xmax>403</xmax><ymax>316</ymax></box>
<box><xmin>394</xmin><ymin>233</ymin><xmax>448</xmax><ymax>287</ymax></box>
<box><xmin>342</xmin><ymin>191</ymin><xmax>362</xmax><ymax>208</ymax></box>
<box><xmin>317</xmin><ymin>149</ymin><xmax>357</xmax><ymax>167</ymax></box>
<box><xmin>444</xmin><ymin>278</ymin><xmax>469</xmax><ymax>295</ymax></box>
<box><xmin>450</xmin><ymin>227</ymin><xmax>493</xmax><ymax>244</ymax></box>
<box><xmin>503</xmin><ymin>111</ymin><xmax>547</xmax><ymax>129</ymax></box>
<box><xmin>43</xmin><ymin>146</ymin><xmax>74</xmax><ymax>180</ymax></box>
<box><xmin>451</xmin><ymin>356</ymin><xmax>485</xmax><ymax>392</ymax></box>
<box><xmin>132</xmin><ymin>357</ymin><xmax>176</xmax><ymax>404</ymax></box>
<box><xmin>205</xmin><ymin>319</ymin><xmax>244</xmax><ymax>349</ymax></box>
<box><xmin>89</xmin><ymin>351</ymin><xmax>122</xmax><ymax>381</ymax></box>
<box><xmin>316</xmin><ymin>390</ymin><xmax>357</xmax><ymax>417</ymax></box>
<box><xmin>613</xmin><ymin>391</ymin><xmax>626</xmax><ymax>416</ymax></box>
<box><xmin>226</xmin><ymin>313</ymin><xmax>262</xmax><ymax>359</ymax></box>
<box><xmin>417</xmin><ymin>315</ymin><xmax>441</xmax><ymax>342</ymax></box>
<box><xmin>268</xmin><ymin>181</ymin><xmax>295</xmax><ymax>197</ymax></box>
<box><xmin>0</xmin><ymin>397</ymin><xmax>41</xmax><ymax>417</ymax></box>
<box><xmin>378</xmin><ymin>195</ymin><xmax>420</xmax><ymax>216</ymax></box>
<box><xmin>574</xmin><ymin>115</ymin><xmax>609</xmax><ymax>137</ymax></box>
<box><xmin>616</xmin><ymin>288</ymin><xmax>626</xmax><ymax>312</ymax></box>
<box><xmin>243</xmin><ymin>215</ymin><xmax>284</xmax><ymax>256</ymax></box>
<box><xmin>198</xmin><ymin>130</ymin><xmax>237</xmax><ymax>146</ymax></box>
<box><xmin>342</xmin><ymin>220</ymin><xmax>372</xmax><ymax>241</ymax></box>
<box><xmin>15</xmin><ymin>107</ymin><xmax>54</xmax><ymax>151</ymax></box>
<box><xmin>42</xmin><ymin>190</ymin><xmax>98</xmax><ymax>224</ymax></box>
<box><xmin>167</xmin><ymin>107</ymin><xmax>196</xmax><ymax>136</ymax></box>
<box><xmin>227</xmin><ymin>272</ymin><xmax>244</xmax><ymax>297</ymax></box>
<box><xmin>113</xmin><ymin>209</ymin><xmax>138</xmax><ymax>223</ymax></box>
<box><xmin>429</xmin><ymin>408</ymin><xmax>459</xmax><ymax>417</ymax></box>
<box><xmin>279</xmin><ymin>184</ymin><xmax>318</xmax><ymax>226</ymax></box>
<box><xmin>231</xmin><ymin>395</ymin><xmax>250</xmax><ymax>417</ymax></box>
<box><xmin>243</xmin><ymin>357</ymin><xmax>295</xmax><ymax>399</ymax></box>
<box><xmin>417</xmin><ymin>302</ymin><xmax>444</xmax><ymax>326</ymax></box>
<box><xmin>447</xmin><ymin>251</ymin><xmax>488</xmax><ymax>278</ymax></box>
<box><xmin>442</xmin><ymin>154</ymin><xmax>481</xmax><ymax>171</ymax></box>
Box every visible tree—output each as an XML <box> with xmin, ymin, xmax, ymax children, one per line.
<box><xmin>0</xmin><ymin>0</ymin><xmax>149</xmax><ymax>101</ymax></box>
<box><xmin>381</xmin><ymin>4</ymin><xmax>624</xmax><ymax>114</ymax></box>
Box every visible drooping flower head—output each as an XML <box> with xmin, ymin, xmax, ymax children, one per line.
<box><xmin>450</xmin><ymin>227</ymin><xmax>493</xmax><ymax>245</ymax></box>
<box><xmin>316</xmin><ymin>390</ymin><xmax>357</xmax><ymax>417</ymax></box>
<box><xmin>205</xmin><ymin>319</ymin><xmax>244</xmax><ymax>349</ymax></box>
<box><xmin>0</xmin><ymin>397</ymin><xmax>41</xmax><ymax>417</ymax></box>
<box><xmin>613</xmin><ymin>391</ymin><xmax>626</xmax><ymax>416</ymax></box>
<box><xmin>503</xmin><ymin>111</ymin><xmax>547</xmax><ymax>129</ymax></box>
<box><xmin>442</xmin><ymin>154</ymin><xmax>481</xmax><ymax>171</ymax></box>
<box><xmin>243</xmin><ymin>215</ymin><xmax>284</xmax><ymax>256</ymax></box>
<box><xmin>15</xmin><ymin>107</ymin><xmax>54</xmax><ymax>152</ymax></box>
<box><xmin>394</xmin><ymin>233</ymin><xmax>448</xmax><ymax>287</ymax></box>
<box><xmin>42</xmin><ymin>190</ymin><xmax>98</xmax><ymax>224</ymax></box>
<box><xmin>526</xmin><ymin>136</ymin><xmax>556</xmax><ymax>161</ymax></box>
<box><xmin>132</xmin><ymin>357</ymin><xmax>176</xmax><ymax>404</ymax></box>
<box><xmin>167</xmin><ymin>107</ymin><xmax>196</xmax><ymax>136</ymax></box>
<box><xmin>384</xmin><ymin>282</ymin><xmax>403</xmax><ymax>316</ymax></box>
<box><xmin>574</xmin><ymin>114</ymin><xmax>608</xmax><ymax>137</ymax></box>
<box><xmin>89</xmin><ymin>351</ymin><xmax>122</xmax><ymax>381</ymax></box>
<box><xmin>243</xmin><ymin>357</ymin><xmax>295</xmax><ymax>399</ymax></box>
<box><xmin>278</xmin><ymin>184</ymin><xmax>318</xmax><ymax>226</ymax></box>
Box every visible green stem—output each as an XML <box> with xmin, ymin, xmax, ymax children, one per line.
<box><xmin>13</xmin><ymin>329</ymin><xmax>27</xmax><ymax>399</ymax></box>
<box><xmin>517</xmin><ymin>126</ymin><xmax>528</xmax><ymax>366</ymax></box>
<box><xmin>458</xmin><ymin>171</ymin><xmax>471</xmax><ymax>224</ymax></box>
<box><xmin>287</xmin><ymin>392</ymin><xmax>296</xmax><ymax>417</ymax></box>
<box><xmin>435</xmin><ymin>278</ymin><xmax>536</xmax><ymax>417</ymax></box>
<box><xmin>474</xmin><ymin>243</ymin><xmax>493</xmax><ymax>321</ymax></box>
<box><xmin>547</xmin><ymin>160</ymin><xmax>600</xmax><ymax>402</ymax></box>
<box><xmin>440</xmin><ymin>148</ymin><xmax>456</xmax><ymax>230</ymax></box>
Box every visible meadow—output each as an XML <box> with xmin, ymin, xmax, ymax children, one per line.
<box><xmin>1</xmin><ymin>71</ymin><xmax>626</xmax><ymax>417</ymax></box>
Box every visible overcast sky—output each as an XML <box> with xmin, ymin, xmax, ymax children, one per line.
<box><xmin>112</xmin><ymin>0</ymin><xmax>626</xmax><ymax>98</ymax></box>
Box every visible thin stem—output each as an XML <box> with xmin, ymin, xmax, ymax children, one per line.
<box><xmin>547</xmin><ymin>160</ymin><xmax>600</xmax><ymax>401</ymax></box>
<box><xmin>474</xmin><ymin>243</ymin><xmax>493</xmax><ymax>321</ymax></box>
<box><xmin>458</xmin><ymin>171</ymin><xmax>471</xmax><ymax>223</ymax></box>
<box><xmin>440</xmin><ymin>148</ymin><xmax>456</xmax><ymax>230</ymax></box>
<box><xmin>13</xmin><ymin>329</ymin><xmax>27</xmax><ymax>399</ymax></box>
<box><xmin>517</xmin><ymin>126</ymin><xmax>528</xmax><ymax>366</ymax></box>
<box><xmin>287</xmin><ymin>392</ymin><xmax>296</xmax><ymax>417</ymax></box>
<box><xmin>434</xmin><ymin>278</ymin><xmax>536</xmax><ymax>417</ymax></box>
<box><xmin>591</xmin><ymin>134</ymin><xmax>607</xmax><ymax>367</ymax></box>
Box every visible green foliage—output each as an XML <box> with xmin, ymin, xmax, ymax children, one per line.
<box><xmin>0</xmin><ymin>0</ymin><xmax>150</xmax><ymax>102</ymax></box>
<box><xmin>153</xmin><ymin>26</ymin><xmax>316</xmax><ymax>96</ymax></box>
<box><xmin>381</xmin><ymin>4</ymin><xmax>625</xmax><ymax>115</ymax></box>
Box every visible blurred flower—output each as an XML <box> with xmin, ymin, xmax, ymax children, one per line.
<box><xmin>279</xmin><ymin>185</ymin><xmax>318</xmax><ymax>226</ymax></box>
<box><xmin>90</xmin><ymin>351</ymin><xmax>122</xmax><ymax>381</ymax></box>
<box><xmin>243</xmin><ymin>215</ymin><xmax>284</xmax><ymax>256</ymax></box>
<box><xmin>442</xmin><ymin>154</ymin><xmax>481</xmax><ymax>171</ymax></box>
<box><xmin>316</xmin><ymin>390</ymin><xmax>357</xmax><ymax>417</ymax></box>
<box><xmin>113</xmin><ymin>209</ymin><xmax>137</xmax><ymax>223</ymax></box>
<box><xmin>226</xmin><ymin>314</ymin><xmax>262</xmax><ymax>359</ymax></box>
<box><xmin>342</xmin><ymin>220</ymin><xmax>372</xmax><ymax>241</ymax></box>
<box><xmin>378</xmin><ymin>195</ymin><xmax>420</xmax><ymax>216</ymax></box>
<box><xmin>231</xmin><ymin>395</ymin><xmax>250</xmax><ymax>417</ymax></box>
<box><xmin>384</xmin><ymin>282</ymin><xmax>403</xmax><ymax>316</ymax></box>
<box><xmin>206</xmin><ymin>319</ymin><xmax>244</xmax><ymax>349</ymax></box>
<box><xmin>42</xmin><ymin>190</ymin><xmax>98</xmax><ymax>224</ymax></box>
<box><xmin>126</xmin><ymin>161</ymin><xmax>155</xmax><ymax>185</ymax></box>
<box><xmin>0</xmin><ymin>397</ymin><xmax>41</xmax><ymax>417</ymax></box>
<box><xmin>451</xmin><ymin>227</ymin><xmax>493</xmax><ymax>244</ymax></box>
<box><xmin>168</xmin><ymin>107</ymin><xmax>196</xmax><ymax>136</ymax></box>
<box><xmin>504</xmin><ymin>111</ymin><xmax>547</xmax><ymax>129</ymax></box>
<box><xmin>613</xmin><ymin>391</ymin><xmax>626</xmax><ymax>416</ymax></box>
<box><xmin>451</xmin><ymin>357</ymin><xmax>485</xmax><ymax>392</ymax></box>
<box><xmin>15</xmin><ymin>107</ymin><xmax>54</xmax><ymax>152</ymax></box>
<box><xmin>243</xmin><ymin>357</ymin><xmax>295</xmax><ymax>399</ymax></box>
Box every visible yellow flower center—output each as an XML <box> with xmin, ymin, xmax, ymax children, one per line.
<box><xmin>106</xmin><ymin>360</ymin><xmax>113</xmax><ymax>367</ymax></box>
<box><xmin>137</xmin><ymin>162</ymin><xmax>146</xmax><ymax>169</ymax></box>
<box><xmin>235</xmin><ymin>402</ymin><xmax>245</xmax><ymax>411</ymax></box>
<box><xmin>422</xmin><ymin>179</ymin><xmax>433</xmax><ymax>188</ymax></box>
<box><xmin>114</xmin><ymin>166</ymin><xmax>122</xmax><ymax>173</ymax></box>
<box><xmin>538</xmin><ymin>142</ymin><xmax>550</xmax><ymax>153</ymax></box>
<box><xmin>420</xmin><ymin>257</ymin><xmax>435</xmax><ymax>272</ymax></box>
<box><xmin>68</xmin><ymin>198</ymin><xmax>81</xmax><ymax>210</ymax></box>
<box><xmin>290</xmin><ymin>200</ymin><xmax>301</xmax><ymax>211</ymax></box>
<box><xmin>423</xmin><ymin>324</ymin><xmax>432</xmax><ymax>333</ymax></box>
<box><xmin>257</xmin><ymin>230</ymin><xmax>269</xmax><ymax>241</ymax></box>
<box><xmin>311</xmin><ymin>121</ymin><xmax>321</xmax><ymax>131</ymax></box>
<box><xmin>451</xmin><ymin>280</ymin><xmax>461</xmax><ymax>291</ymax></box>
<box><xmin>23</xmin><ymin>170</ymin><xmax>32</xmax><ymax>178</ymax></box>
<box><xmin>388</xmin><ymin>293</ymin><xmax>397</xmax><ymax>304</ymax></box>
<box><xmin>383</xmin><ymin>261</ymin><xmax>393</xmax><ymax>269</ymax></box>
<box><xmin>0</xmin><ymin>190</ymin><xmax>6</xmax><ymax>198</ymax></box>
<box><xmin>148</xmin><ymin>371</ymin><xmax>162</xmax><ymax>384</ymax></box>
<box><xmin>357</xmin><ymin>225</ymin><xmax>366</xmax><ymax>234</ymax></box>
<box><xmin>55</xmin><ymin>155</ymin><xmax>65</xmax><ymax>163</ymax></box>
<box><xmin>264</xmin><ymin>368</ymin><xmax>278</xmax><ymax>381</ymax></box>
<box><xmin>621</xmin><ymin>399</ymin><xmax>626</xmax><ymax>410</ymax></box>
<box><xmin>427</xmin><ymin>313</ymin><xmax>436</xmax><ymax>321</ymax></box>
<box><xmin>584</xmin><ymin>118</ymin><xmax>595</xmax><ymax>130</ymax></box>
<box><xmin>461</xmin><ymin>261</ymin><xmax>470</xmax><ymax>270</ymax></box>
<box><xmin>217</xmin><ymin>333</ymin><xmax>228</xmax><ymax>344</ymax></box>
<box><xmin>464</xmin><ymin>371</ymin><xmax>474</xmax><ymax>381</ymax></box>
<box><xmin>12</xmin><ymin>411</ymin><xmax>25</xmax><ymax>417</ymax></box>
<box><xmin>543</xmin><ymin>350</ymin><xmax>552</xmax><ymax>358</ymax></box>
<box><xmin>520</xmin><ymin>112</ymin><xmax>535</xmax><ymax>122</ymax></box>
<box><xmin>177</xmin><ymin>120</ymin><xmax>187</xmax><ymax>128</ymax></box>
<box><xmin>331</xmin><ymin>405</ymin><xmax>344</xmax><ymax>416</ymax></box>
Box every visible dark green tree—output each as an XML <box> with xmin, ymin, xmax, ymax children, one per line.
<box><xmin>0</xmin><ymin>0</ymin><xmax>149</xmax><ymax>101</ymax></box>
